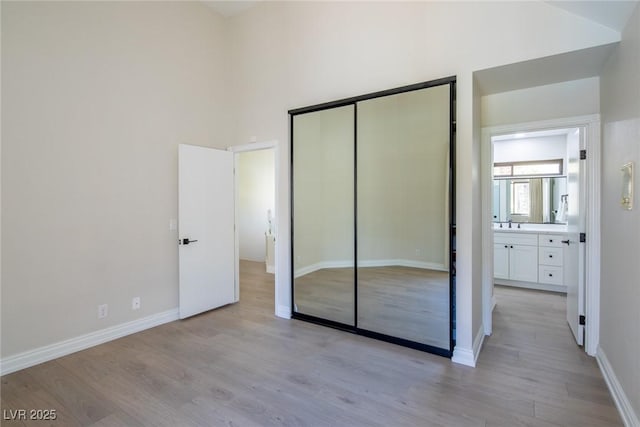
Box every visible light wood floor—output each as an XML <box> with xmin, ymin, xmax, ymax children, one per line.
<box><xmin>1</xmin><ymin>263</ymin><xmax>621</xmax><ymax>426</ymax></box>
<box><xmin>295</xmin><ymin>266</ymin><xmax>450</xmax><ymax>349</ymax></box>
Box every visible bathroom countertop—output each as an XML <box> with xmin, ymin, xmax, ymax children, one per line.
<box><xmin>493</xmin><ymin>225</ymin><xmax>567</xmax><ymax>235</ymax></box>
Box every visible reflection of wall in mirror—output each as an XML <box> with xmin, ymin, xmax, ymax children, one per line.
<box><xmin>293</xmin><ymin>106</ymin><xmax>355</xmax><ymax>277</ymax></box>
<box><xmin>293</xmin><ymin>85</ymin><xmax>452</xmax><ymax>277</ymax></box>
<box><xmin>357</xmin><ymin>85</ymin><xmax>450</xmax><ymax>272</ymax></box>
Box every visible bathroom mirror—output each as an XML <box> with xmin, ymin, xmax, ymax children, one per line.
<box><xmin>493</xmin><ymin>177</ymin><xmax>567</xmax><ymax>224</ymax></box>
<box><xmin>292</xmin><ymin>105</ymin><xmax>355</xmax><ymax>325</ymax></box>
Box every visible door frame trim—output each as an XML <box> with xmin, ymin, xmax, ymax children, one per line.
<box><xmin>228</xmin><ymin>140</ymin><xmax>279</xmax><ymax>315</ymax></box>
<box><xmin>480</xmin><ymin>114</ymin><xmax>600</xmax><ymax>356</ymax></box>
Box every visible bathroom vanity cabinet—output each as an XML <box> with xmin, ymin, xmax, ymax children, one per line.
<box><xmin>494</xmin><ymin>230</ymin><xmax>567</xmax><ymax>292</ymax></box>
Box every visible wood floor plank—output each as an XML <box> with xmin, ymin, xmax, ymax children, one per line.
<box><xmin>0</xmin><ymin>262</ymin><xmax>622</xmax><ymax>426</ymax></box>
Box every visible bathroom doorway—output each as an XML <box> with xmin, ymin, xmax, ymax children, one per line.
<box><xmin>481</xmin><ymin>116</ymin><xmax>601</xmax><ymax>355</ymax></box>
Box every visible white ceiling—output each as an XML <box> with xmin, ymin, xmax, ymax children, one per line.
<box><xmin>544</xmin><ymin>0</ymin><xmax>638</xmax><ymax>32</ymax></box>
<box><xmin>202</xmin><ymin>1</ymin><xmax>639</xmax><ymax>29</ymax></box>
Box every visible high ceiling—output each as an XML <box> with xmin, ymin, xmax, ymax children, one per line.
<box><xmin>202</xmin><ymin>0</ymin><xmax>638</xmax><ymax>31</ymax></box>
<box><xmin>200</xmin><ymin>0</ymin><xmax>638</xmax><ymax>95</ymax></box>
<box><xmin>544</xmin><ymin>0</ymin><xmax>638</xmax><ymax>32</ymax></box>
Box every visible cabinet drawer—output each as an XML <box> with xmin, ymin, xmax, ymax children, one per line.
<box><xmin>538</xmin><ymin>234</ymin><xmax>565</xmax><ymax>247</ymax></box>
<box><xmin>538</xmin><ymin>265</ymin><xmax>563</xmax><ymax>285</ymax></box>
<box><xmin>495</xmin><ymin>232</ymin><xmax>538</xmax><ymax>246</ymax></box>
<box><xmin>539</xmin><ymin>247</ymin><xmax>563</xmax><ymax>266</ymax></box>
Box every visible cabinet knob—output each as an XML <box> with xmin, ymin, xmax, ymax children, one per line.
<box><xmin>548</xmin><ymin>273</ymin><xmax>553</xmax><ymax>277</ymax></box>
<box><xmin>504</xmin><ymin>245</ymin><xmax>508</xmax><ymax>248</ymax></box>
<box><xmin>548</xmin><ymin>254</ymin><xmax>553</xmax><ymax>258</ymax></box>
<box><xmin>549</xmin><ymin>239</ymin><xmax>553</xmax><ymax>243</ymax></box>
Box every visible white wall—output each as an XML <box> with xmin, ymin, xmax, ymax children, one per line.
<box><xmin>493</xmin><ymin>135</ymin><xmax>568</xmax><ymax>166</ymax></box>
<box><xmin>238</xmin><ymin>149</ymin><xmax>275</xmax><ymax>262</ymax></box>
<box><xmin>481</xmin><ymin>77</ymin><xmax>601</xmax><ymax>127</ymax></box>
<box><xmin>226</xmin><ymin>0</ymin><xmax>619</xmax><ymax>359</ymax></box>
<box><xmin>1</xmin><ymin>2</ymin><xmax>230</xmax><ymax>358</ymax></box>
<box><xmin>599</xmin><ymin>1</ymin><xmax>640</xmax><ymax>422</ymax></box>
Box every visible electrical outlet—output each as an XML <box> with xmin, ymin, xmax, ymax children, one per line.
<box><xmin>132</xmin><ymin>297</ymin><xmax>141</xmax><ymax>310</ymax></box>
<box><xmin>98</xmin><ymin>304</ymin><xmax>108</xmax><ymax>319</ymax></box>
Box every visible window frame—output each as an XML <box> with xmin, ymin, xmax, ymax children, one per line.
<box><xmin>493</xmin><ymin>159</ymin><xmax>564</xmax><ymax>178</ymax></box>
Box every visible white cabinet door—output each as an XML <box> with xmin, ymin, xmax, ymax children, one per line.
<box><xmin>493</xmin><ymin>243</ymin><xmax>510</xmax><ymax>280</ymax></box>
<box><xmin>509</xmin><ymin>244</ymin><xmax>538</xmax><ymax>282</ymax></box>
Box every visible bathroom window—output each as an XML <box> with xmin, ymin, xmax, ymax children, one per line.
<box><xmin>494</xmin><ymin>159</ymin><xmax>563</xmax><ymax>178</ymax></box>
<box><xmin>511</xmin><ymin>180</ymin><xmax>530</xmax><ymax>215</ymax></box>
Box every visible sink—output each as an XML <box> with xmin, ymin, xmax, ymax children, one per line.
<box><xmin>493</xmin><ymin>223</ymin><xmax>567</xmax><ymax>233</ymax></box>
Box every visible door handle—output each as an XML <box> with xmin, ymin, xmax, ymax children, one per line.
<box><xmin>561</xmin><ymin>240</ymin><xmax>570</xmax><ymax>245</ymax></box>
<box><xmin>181</xmin><ymin>238</ymin><xmax>199</xmax><ymax>245</ymax></box>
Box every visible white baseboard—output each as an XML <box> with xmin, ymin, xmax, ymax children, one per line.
<box><xmin>451</xmin><ymin>346</ymin><xmax>475</xmax><ymax>367</ymax></box>
<box><xmin>0</xmin><ymin>309</ymin><xmax>179</xmax><ymax>376</ymax></box>
<box><xmin>596</xmin><ymin>347</ymin><xmax>640</xmax><ymax>427</ymax></box>
<box><xmin>276</xmin><ymin>304</ymin><xmax>291</xmax><ymax>319</ymax></box>
<box><xmin>452</xmin><ymin>325</ymin><xmax>485</xmax><ymax>368</ymax></box>
<box><xmin>294</xmin><ymin>260</ymin><xmax>354</xmax><ymax>278</ymax></box>
<box><xmin>357</xmin><ymin>259</ymin><xmax>448</xmax><ymax>272</ymax></box>
<box><xmin>266</xmin><ymin>264</ymin><xmax>275</xmax><ymax>274</ymax></box>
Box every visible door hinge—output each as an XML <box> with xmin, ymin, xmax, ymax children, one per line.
<box><xmin>580</xmin><ymin>232</ymin><xmax>586</xmax><ymax>243</ymax></box>
<box><xmin>580</xmin><ymin>150</ymin><xmax>586</xmax><ymax>160</ymax></box>
<box><xmin>579</xmin><ymin>315</ymin><xmax>586</xmax><ymax>325</ymax></box>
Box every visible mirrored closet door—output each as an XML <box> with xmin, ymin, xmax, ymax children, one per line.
<box><xmin>292</xmin><ymin>105</ymin><xmax>355</xmax><ymax>326</ymax></box>
<box><xmin>290</xmin><ymin>77</ymin><xmax>456</xmax><ymax>356</ymax></box>
<box><xmin>357</xmin><ymin>85</ymin><xmax>451</xmax><ymax>350</ymax></box>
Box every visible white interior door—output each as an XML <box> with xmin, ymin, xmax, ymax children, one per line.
<box><xmin>565</xmin><ymin>129</ymin><xmax>585</xmax><ymax>345</ymax></box>
<box><xmin>179</xmin><ymin>144</ymin><xmax>236</xmax><ymax>319</ymax></box>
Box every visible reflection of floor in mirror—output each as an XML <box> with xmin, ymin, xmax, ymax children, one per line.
<box><xmin>294</xmin><ymin>267</ymin><xmax>356</xmax><ymax>325</ymax></box>
<box><xmin>294</xmin><ymin>266</ymin><xmax>450</xmax><ymax>350</ymax></box>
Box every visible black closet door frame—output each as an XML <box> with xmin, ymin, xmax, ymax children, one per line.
<box><xmin>289</xmin><ymin>76</ymin><xmax>457</xmax><ymax>358</ymax></box>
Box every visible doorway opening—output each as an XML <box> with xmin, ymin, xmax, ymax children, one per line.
<box><xmin>481</xmin><ymin>116</ymin><xmax>601</xmax><ymax>356</ymax></box>
<box><xmin>229</xmin><ymin>141</ymin><xmax>278</xmax><ymax>315</ymax></box>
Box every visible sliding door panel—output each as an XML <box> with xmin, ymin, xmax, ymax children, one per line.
<box><xmin>292</xmin><ymin>106</ymin><xmax>355</xmax><ymax>326</ymax></box>
<box><xmin>356</xmin><ymin>85</ymin><xmax>451</xmax><ymax>349</ymax></box>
